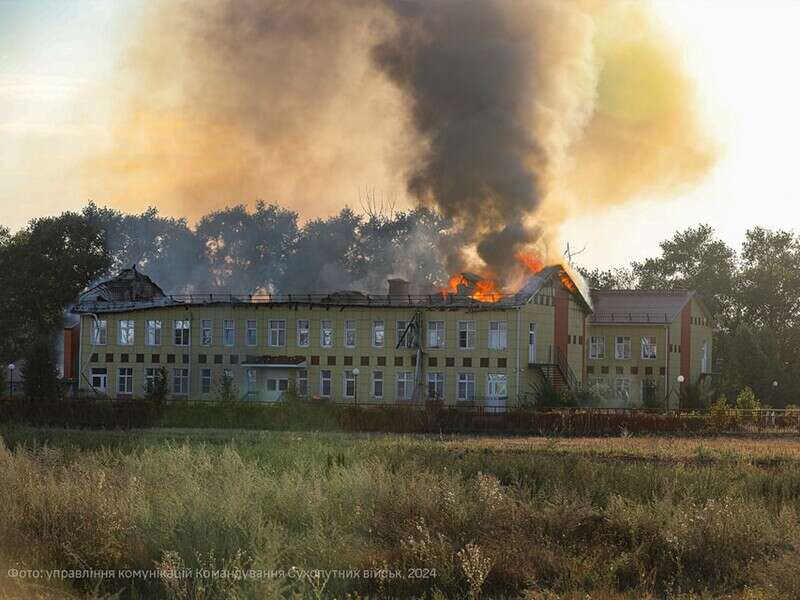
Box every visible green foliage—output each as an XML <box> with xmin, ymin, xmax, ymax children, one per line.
<box><xmin>143</xmin><ymin>366</ymin><xmax>169</xmax><ymax>403</ymax></box>
<box><xmin>736</xmin><ymin>386</ymin><xmax>762</xmax><ymax>411</ymax></box>
<box><xmin>215</xmin><ymin>372</ymin><xmax>240</xmax><ymax>402</ymax></box>
<box><xmin>21</xmin><ymin>337</ymin><xmax>61</xmax><ymax>401</ymax></box>
<box><xmin>680</xmin><ymin>380</ymin><xmax>714</xmax><ymax>411</ymax></box>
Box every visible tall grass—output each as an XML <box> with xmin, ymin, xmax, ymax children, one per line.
<box><xmin>1</xmin><ymin>428</ymin><xmax>799</xmax><ymax>598</ymax></box>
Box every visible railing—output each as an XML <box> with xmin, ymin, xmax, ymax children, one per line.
<box><xmin>590</xmin><ymin>312</ymin><xmax>672</xmax><ymax>324</ymax></box>
<box><xmin>551</xmin><ymin>345</ymin><xmax>578</xmax><ymax>391</ymax></box>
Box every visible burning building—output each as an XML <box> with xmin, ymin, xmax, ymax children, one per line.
<box><xmin>67</xmin><ymin>264</ymin><xmax>713</xmax><ymax>409</ymax></box>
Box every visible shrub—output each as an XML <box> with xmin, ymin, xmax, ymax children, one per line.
<box><xmin>144</xmin><ymin>366</ymin><xmax>169</xmax><ymax>402</ymax></box>
<box><xmin>736</xmin><ymin>386</ymin><xmax>761</xmax><ymax>411</ymax></box>
<box><xmin>21</xmin><ymin>336</ymin><xmax>61</xmax><ymax>400</ymax></box>
<box><xmin>215</xmin><ymin>371</ymin><xmax>240</xmax><ymax>402</ymax></box>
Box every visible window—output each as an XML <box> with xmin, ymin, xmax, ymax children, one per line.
<box><xmin>320</xmin><ymin>370</ymin><xmax>332</xmax><ymax>398</ymax></box>
<box><xmin>427</xmin><ymin>372</ymin><xmax>444</xmax><ymax>399</ymax></box>
<box><xmin>297</xmin><ymin>319</ymin><xmax>310</xmax><ymax>347</ymax></box>
<box><xmin>587</xmin><ymin>377</ymin><xmax>607</xmax><ymax>396</ymax></box>
<box><xmin>641</xmin><ymin>379</ymin><xmax>657</xmax><ymax>406</ymax></box>
<box><xmin>700</xmin><ymin>341</ymin><xmax>708</xmax><ymax>373</ymax></box>
<box><xmin>223</xmin><ymin>320</ymin><xmax>235</xmax><ymax>347</ymax></box>
<box><xmin>589</xmin><ymin>336</ymin><xmax>605</xmax><ymax>359</ymax></box>
<box><xmin>427</xmin><ymin>321</ymin><xmax>445</xmax><ymax>348</ymax></box>
<box><xmin>615</xmin><ymin>336</ymin><xmax>631</xmax><ymax>360</ymax></box>
<box><xmin>91</xmin><ymin>319</ymin><xmax>107</xmax><ymax>345</ymax></box>
<box><xmin>144</xmin><ymin>367</ymin><xmax>158</xmax><ymax>394</ymax></box>
<box><xmin>343</xmin><ymin>370</ymin><xmax>356</xmax><ymax>398</ymax></box>
<box><xmin>90</xmin><ymin>367</ymin><xmax>107</xmax><ymax>391</ymax></box>
<box><xmin>488</xmin><ymin>321</ymin><xmax>507</xmax><ymax>350</ymax></box>
<box><xmin>174</xmin><ymin>319</ymin><xmax>190</xmax><ymax>346</ymax></box>
<box><xmin>320</xmin><ymin>320</ymin><xmax>334</xmax><ymax>348</ymax></box>
<box><xmin>118</xmin><ymin>320</ymin><xmax>135</xmax><ymax>345</ymax></box>
<box><xmin>117</xmin><ymin>368</ymin><xmax>133</xmax><ymax>394</ymax></box>
<box><xmin>246</xmin><ymin>320</ymin><xmax>258</xmax><ymax>346</ymax></box>
<box><xmin>268</xmin><ymin>319</ymin><xmax>286</xmax><ymax>347</ymax></box>
<box><xmin>486</xmin><ymin>373</ymin><xmax>507</xmax><ymax>399</ymax></box>
<box><xmin>641</xmin><ymin>336</ymin><xmax>657</xmax><ymax>360</ymax></box>
<box><xmin>372</xmin><ymin>320</ymin><xmax>385</xmax><ymax>348</ymax></box>
<box><xmin>457</xmin><ymin>373</ymin><xmax>476</xmax><ymax>402</ymax></box>
<box><xmin>397</xmin><ymin>320</ymin><xmax>414</xmax><ymax>348</ymax></box>
<box><xmin>145</xmin><ymin>320</ymin><xmax>162</xmax><ymax>346</ymax></box>
<box><xmin>458</xmin><ymin>321</ymin><xmax>475</xmax><ymax>349</ymax></box>
<box><xmin>201</xmin><ymin>368</ymin><xmax>212</xmax><ymax>394</ymax></box>
<box><xmin>201</xmin><ymin>320</ymin><xmax>213</xmax><ymax>346</ymax></box>
<box><xmin>267</xmin><ymin>378</ymin><xmax>288</xmax><ymax>392</ymax></box>
<box><xmin>396</xmin><ymin>371</ymin><xmax>413</xmax><ymax>401</ymax></box>
<box><xmin>297</xmin><ymin>369</ymin><xmax>308</xmax><ymax>397</ymax></box>
<box><xmin>372</xmin><ymin>371</ymin><xmax>384</xmax><ymax>399</ymax></box>
<box><xmin>615</xmin><ymin>378</ymin><xmax>630</xmax><ymax>403</ymax></box>
<box><xmin>172</xmin><ymin>368</ymin><xmax>189</xmax><ymax>395</ymax></box>
<box><xmin>246</xmin><ymin>369</ymin><xmax>257</xmax><ymax>397</ymax></box>
<box><xmin>344</xmin><ymin>320</ymin><xmax>357</xmax><ymax>348</ymax></box>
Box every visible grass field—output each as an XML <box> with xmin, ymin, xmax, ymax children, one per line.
<box><xmin>2</xmin><ymin>427</ymin><xmax>800</xmax><ymax>599</ymax></box>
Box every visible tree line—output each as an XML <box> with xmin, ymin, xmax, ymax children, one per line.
<box><xmin>0</xmin><ymin>204</ymin><xmax>797</xmax><ymax>406</ymax></box>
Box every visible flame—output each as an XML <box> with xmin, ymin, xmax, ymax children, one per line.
<box><xmin>439</xmin><ymin>273</ymin><xmax>503</xmax><ymax>302</ymax></box>
<box><xmin>514</xmin><ymin>251</ymin><xmax>544</xmax><ymax>274</ymax></box>
<box><xmin>559</xmin><ymin>270</ymin><xmax>577</xmax><ymax>292</ymax></box>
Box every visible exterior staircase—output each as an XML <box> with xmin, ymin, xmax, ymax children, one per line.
<box><xmin>529</xmin><ymin>344</ymin><xmax>578</xmax><ymax>392</ymax></box>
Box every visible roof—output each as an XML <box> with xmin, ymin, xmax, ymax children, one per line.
<box><xmin>241</xmin><ymin>355</ymin><xmax>307</xmax><ymax>367</ymax></box>
<box><xmin>589</xmin><ymin>289</ymin><xmax>699</xmax><ymax>324</ymax></box>
<box><xmin>72</xmin><ymin>265</ymin><xmax>593</xmax><ymax>314</ymax></box>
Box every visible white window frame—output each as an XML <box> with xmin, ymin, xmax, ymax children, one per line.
<box><xmin>588</xmin><ymin>336</ymin><xmax>605</xmax><ymax>360</ymax></box>
<box><xmin>615</xmin><ymin>377</ymin><xmax>631</xmax><ymax>403</ymax></box>
<box><xmin>372</xmin><ymin>320</ymin><xmax>385</xmax><ymax>348</ymax></box>
<box><xmin>427</xmin><ymin>320</ymin><xmax>445</xmax><ymax>349</ymax></box>
<box><xmin>488</xmin><ymin>321</ymin><xmax>507</xmax><ymax>350</ymax></box>
<box><xmin>457</xmin><ymin>372</ymin><xmax>476</xmax><ymax>401</ymax></box>
<box><xmin>397</xmin><ymin>320</ymin><xmax>413</xmax><ymax>348</ymax></box>
<box><xmin>343</xmin><ymin>370</ymin><xmax>356</xmax><ymax>399</ymax></box>
<box><xmin>297</xmin><ymin>319</ymin><xmax>310</xmax><ymax>348</ymax></box>
<box><xmin>320</xmin><ymin>369</ymin><xmax>332</xmax><ymax>398</ymax></box>
<box><xmin>172</xmin><ymin>368</ymin><xmax>190</xmax><ymax>396</ymax></box>
<box><xmin>640</xmin><ymin>336</ymin><xmax>657</xmax><ymax>360</ymax></box>
<box><xmin>458</xmin><ymin>320</ymin><xmax>475</xmax><ymax>350</ymax></box>
<box><xmin>615</xmin><ymin>336</ymin><xmax>631</xmax><ymax>360</ymax></box>
<box><xmin>201</xmin><ymin>319</ymin><xmax>213</xmax><ymax>346</ymax></box>
<box><xmin>118</xmin><ymin>319</ymin><xmax>135</xmax><ymax>346</ymax></box>
<box><xmin>91</xmin><ymin>319</ymin><xmax>107</xmax><ymax>345</ymax></box>
<box><xmin>396</xmin><ymin>371</ymin><xmax>413</xmax><ymax>401</ymax></box>
<box><xmin>174</xmin><ymin>319</ymin><xmax>190</xmax><ymax>347</ymax></box>
<box><xmin>700</xmin><ymin>340</ymin><xmax>708</xmax><ymax>373</ymax></box>
<box><xmin>640</xmin><ymin>379</ymin><xmax>657</xmax><ymax>404</ymax></box>
<box><xmin>144</xmin><ymin>367</ymin><xmax>158</xmax><ymax>393</ymax></box>
<box><xmin>344</xmin><ymin>320</ymin><xmax>357</xmax><ymax>348</ymax></box>
<box><xmin>296</xmin><ymin>369</ymin><xmax>308</xmax><ymax>397</ymax></box>
<box><xmin>320</xmin><ymin>320</ymin><xmax>334</xmax><ymax>348</ymax></box>
<box><xmin>117</xmin><ymin>367</ymin><xmax>133</xmax><ymax>395</ymax></box>
<box><xmin>91</xmin><ymin>367</ymin><xmax>107</xmax><ymax>391</ymax></box>
<box><xmin>246</xmin><ymin>369</ymin><xmax>257</xmax><ymax>396</ymax></box>
<box><xmin>268</xmin><ymin>319</ymin><xmax>286</xmax><ymax>347</ymax></box>
<box><xmin>372</xmin><ymin>370</ymin><xmax>384</xmax><ymax>399</ymax></box>
<box><xmin>246</xmin><ymin>319</ymin><xmax>258</xmax><ymax>347</ymax></box>
<box><xmin>146</xmin><ymin>319</ymin><xmax>162</xmax><ymax>346</ymax></box>
<box><xmin>200</xmin><ymin>368</ymin><xmax>212</xmax><ymax>394</ymax></box>
<box><xmin>427</xmin><ymin>372</ymin><xmax>444</xmax><ymax>399</ymax></box>
<box><xmin>486</xmin><ymin>373</ymin><xmax>508</xmax><ymax>399</ymax></box>
<box><xmin>223</xmin><ymin>320</ymin><xmax>236</xmax><ymax>347</ymax></box>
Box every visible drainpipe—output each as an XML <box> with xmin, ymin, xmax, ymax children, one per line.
<box><xmin>79</xmin><ymin>313</ymin><xmax>102</xmax><ymax>395</ymax></box>
<box><xmin>664</xmin><ymin>324</ymin><xmax>670</xmax><ymax>411</ymax></box>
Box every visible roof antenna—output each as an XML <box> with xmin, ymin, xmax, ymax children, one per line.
<box><xmin>563</xmin><ymin>242</ymin><xmax>587</xmax><ymax>265</ymax></box>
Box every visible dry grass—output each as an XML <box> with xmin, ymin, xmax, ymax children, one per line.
<box><xmin>1</xmin><ymin>426</ymin><xmax>799</xmax><ymax>599</ymax></box>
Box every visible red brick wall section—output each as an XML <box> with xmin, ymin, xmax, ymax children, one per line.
<box><xmin>680</xmin><ymin>302</ymin><xmax>691</xmax><ymax>389</ymax></box>
<box><xmin>63</xmin><ymin>323</ymin><xmax>80</xmax><ymax>380</ymax></box>
<box><xmin>554</xmin><ymin>286</ymin><xmax>569</xmax><ymax>360</ymax></box>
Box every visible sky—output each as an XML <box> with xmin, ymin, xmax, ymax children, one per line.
<box><xmin>1</xmin><ymin>0</ymin><xmax>799</xmax><ymax>269</ymax></box>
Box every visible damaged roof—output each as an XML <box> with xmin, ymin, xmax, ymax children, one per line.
<box><xmin>79</xmin><ymin>266</ymin><xmax>166</xmax><ymax>305</ymax></box>
<box><xmin>589</xmin><ymin>289</ymin><xmax>705</xmax><ymax>324</ymax></box>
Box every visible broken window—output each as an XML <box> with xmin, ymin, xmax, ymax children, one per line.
<box><xmin>344</xmin><ymin>320</ymin><xmax>357</xmax><ymax>348</ymax></box>
<box><xmin>320</xmin><ymin>320</ymin><xmax>334</xmax><ymax>348</ymax></box>
<box><xmin>372</xmin><ymin>320</ymin><xmax>385</xmax><ymax>348</ymax></box>
<box><xmin>297</xmin><ymin>320</ymin><xmax>310</xmax><ymax>347</ymax></box>
<box><xmin>174</xmin><ymin>319</ymin><xmax>190</xmax><ymax>346</ymax></box>
<box><xmin>615</xmin><ymin>336</ymin><xmax>631</xmax><ymax>360</ymax></box>
<box><xmin>146</xmin><ymin>320</ymin><xmax>162</xmax><ymax>346</ymax></box>
<box><xmin>589</xmin><ymin>336</ymin><xmax>605</xmax><ymax>359</ymax></box>
<box><xmin>640</xmin><ymin>336</ymin><xmax>657</xmax><ymax>360</ymax></box>
<box><xmin>118</xmin><ymin>320</ymin><xmax>135</xmax><ymax>346</ymax></box>
<box><xmin>91</xmin><ymin>319</ymin><xmax>108</xmax><ymax>345</ymax></box>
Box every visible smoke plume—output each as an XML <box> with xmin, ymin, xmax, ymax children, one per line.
<box><xmin>87</xmin><ymin>0</ymin><xmax>715</xmax><ymax>282</ymax></box>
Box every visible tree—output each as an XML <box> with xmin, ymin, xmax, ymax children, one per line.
<box><xmin>577</xmin><ymin>266</ymin><xmax>637</xmax><ymax>290</ymax></box>
<box><xmin>631</xmin><ymin>224</ymin><xmax>735</xmax><ymax>320</ymax></box>
<box><xmin>144</xmin><ymin>366</ymin><xmax>170</xmax><ymax>403</ymax></box>
<box><xmin>21</xmin><ymin>336</ymin><xmax>61</xmax><ymax>400</ymax></box>
<box><xmin>0</xmin><ymin>212</ymin><xmax>109</xmax><ymax>362</ymax></box>
<box><xmin>215</xmin><ymin>372</ymin><xmax>239</xmax><ymax>402</ymax></box>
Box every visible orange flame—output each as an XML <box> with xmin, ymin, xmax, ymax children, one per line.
<box><xmin>439</xmin><ymin>273</ymin><xmax>503</xmax><ymax>302</ymax></box>
<box><xmin>559</xmin><ymin>270</ymin><xmax>577</xmax><ymax>292</ymax></box>
<box><xmin>514</xmin><ymin>251</ymin><xmax>544</xmax><ymax>274</ymax></box>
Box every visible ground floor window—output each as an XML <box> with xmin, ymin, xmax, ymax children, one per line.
<box><xmin>91</xmin><ymin>367</ymin><xmax>107</xmax><ymax>391</ymax></box>
<box><xmin>615</xmin><ymin>377</ymin><xmax>630</xmax><ymax>403</ymax></box>
<box><xmin>117</xmin><ymin>368</ymin><xmax>133</xmax><ymax>395</ymax></box>
<box><xmin>201</xmin><ymin>368</ymin><xmax>212</xmax><ymax>394</ymax></box>
<box><xmin>457</xmin><ymin>373</ymin><xmax>476</xmax><ymax>402</ymax></box>
<box><xmin>343</xmin><ymin>370</ymin><xmax>356</xmax><ymax>398</ymax></box>
<box><xmin>372</xmin><ymin>371</ymin><xmax>384</xmax><ymax>399</ymax></box>
<box><xmin>396</xmin><ymin>371</ymin><xmax>413</xmax><ymax>401</ymax></box>
<box><xmin>296</xmin><ymin>369</ymin><xmax>308</xmax><ymax>398</ymax></box>
<box><xmin>486</xmin><ymin>373</ymin><xmax>507</xmax><ymax>399</ymax></box>
<box><xmin>266</xmin><ymin>378</ymin><xmax>288</xmax><ymax>392</ymax></box>
<box><xmin>320</xmin><ymin>370</ymin><xmax>332</xmax><ymax>398</ymax></box>
<box><xmin>172</xmin><ymin>368</ymin><xmax>189</xmax><ymax>395</ymax></box>
<box><xmin>427</xmin><ymin>372</ymin><xmax>444</xmax><ymax>399</ymax></box>
<box><xmin>641</xmin><ymin>378</ymin><xmax>658</xmax><ymax>407</ymax></box>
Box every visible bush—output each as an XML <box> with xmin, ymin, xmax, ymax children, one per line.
<box><xmin>21</xmin><ymin>336</ymin><xmax>61</xmax><ymax>400</ymax></box>
<box><xmin>736</xmin><ymin>386</ymin><xmax>762</xmax><ymax>411</ymax></box>
<box><xmin>144</xmin><ymin>366</ymin><xmax>169</xmax><ymax>402</ymax></box>
<box><xmin>215</xmin><ymin>372</ymin><xmax>240</xmax><ymax>402</ymax></box>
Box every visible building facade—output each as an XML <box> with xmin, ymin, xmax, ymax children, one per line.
<box><xmin>66</xmin><ymin>267</ymin><xmax>712</xmax><ymax>408</ymax></box>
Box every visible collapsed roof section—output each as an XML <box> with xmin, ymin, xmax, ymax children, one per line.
<box><xmin>72</xmin><ymin>265</ymin><xmax>592</xmax><ymax>314</ymax></box>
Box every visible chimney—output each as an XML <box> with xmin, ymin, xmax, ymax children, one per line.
<box><xmin>387</xmin><ymin>278</ymin><xmax>410</xmax><ymax>296</ymax></box>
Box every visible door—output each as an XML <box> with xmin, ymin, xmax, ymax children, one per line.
<box><xmin>528</xmin><ymin>322</ymin><xmax>537</xmax><ymax>363</ymax></box>
<box><xmin>264</xmin><ymin>368</ymin><xmax>289</xmax><ymax>402</ymax></box>
<box><xmin>486</xmin><ymin>374</ymin><xmax>508</xmax><ymax>413</ymax></box>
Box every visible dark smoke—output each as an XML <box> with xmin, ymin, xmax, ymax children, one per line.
<box><xmin>374</xmin><ymin>0</ymin><xmax>544</xmax><ymax>275</ymax></box>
